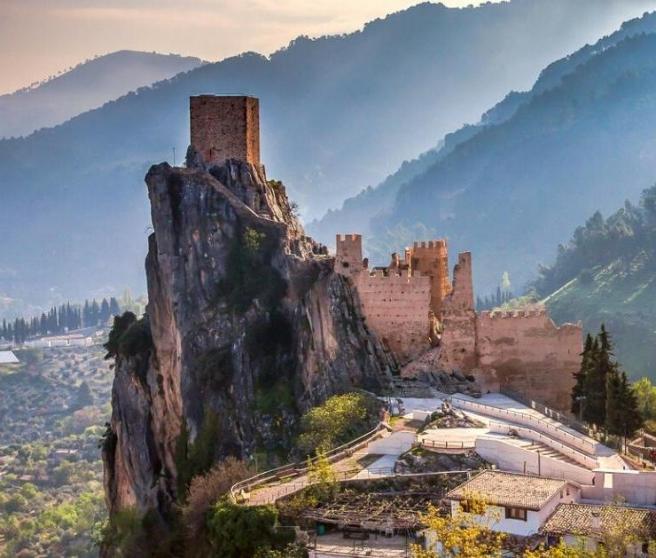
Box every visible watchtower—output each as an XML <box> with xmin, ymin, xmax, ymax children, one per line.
<box><xmin>409</xmin><ymin>240</ymin><xmax>452</xmax><ymax>316</ymax></box>
<box><xmin>190</xmin><ymin>95</ymin><xmax>260</xmax><ymax>166</ymax></box>
<box><xmin>335</xmin><ymin>234</ymin><xmax>364</xmax><ymax>277</ymax></box>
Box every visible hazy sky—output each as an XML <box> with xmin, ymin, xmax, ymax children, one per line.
<box><xmin>0</xmin><ymin>0</ymin><xmax>499</xmax><ymax>95</ymax></box>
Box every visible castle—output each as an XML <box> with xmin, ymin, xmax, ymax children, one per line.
<box><xmin>187</xmin><ymin>95</ymin><xmax>581</xmax><ymax>411</ymax></box>
<box><xmin>336</xmin><ymin>234</ymin><xmax>582</xmax><ymax>410</ymax></box>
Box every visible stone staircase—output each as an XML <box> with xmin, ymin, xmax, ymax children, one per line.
<box><xmin>516</xmin><ymin>439</ymin><xmax>581</xmax><ymax>467</ymax></box>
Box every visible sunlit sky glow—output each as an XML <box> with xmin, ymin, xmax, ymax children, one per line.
<box><xmin>0</xmin><ymin>0</ymin><xmax>501</xmax><ymax>95</ymax></box>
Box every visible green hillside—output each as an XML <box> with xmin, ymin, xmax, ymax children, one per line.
<box><xmin>538</xmin><ymin>188</ymin><xmax>656</xmax><ymax>379</ymax></box>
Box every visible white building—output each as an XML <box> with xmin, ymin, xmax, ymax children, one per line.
<box><xmin>444</xmin><ymin>470</ymin><xmax>580</xmax><ymax>537</ymax></box>
<box><xmin>0</xmin><ymin>350</ymin><xmax>19</xmax><ymax>365</ymax></box>
<box><xmin>542</xmin><ymin>503</ymin><xmax>656</xmax><ymax>556</ymax></box>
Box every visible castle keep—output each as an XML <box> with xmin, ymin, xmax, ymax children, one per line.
<box><xmin>190</xmin><ymin>95</ymin><xmax>260</xmax><ymax>166</ymax></box>
<box><xmin>336</xmin><ymin>234</ymin><xmax>581</xmax><ymax>410</ymax></box>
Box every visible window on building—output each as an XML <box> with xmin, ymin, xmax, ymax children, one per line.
<box><xmin>505</xmin><ymin>507</ymin><xmax>527</xmax><ymax>521</ymax></box>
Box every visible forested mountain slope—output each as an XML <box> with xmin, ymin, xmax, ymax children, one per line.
<box><xmin>0</xmin><ymin>0</ymin><xmax>651</xmax><ymax>313</ymax></box>
<box><xmin>538</xmin><ymin>187</ymin><xmax>656</xmax><ymax>380</ymax></box>
<box><xmin>373</xmin><ymin>21</ymin><xmax>656</xmax><ymax>292</ymax></box>
<box><xmin>309</xmin><ymin>10</ymin><xmax>656</xmax><ymax>255</ymax></box>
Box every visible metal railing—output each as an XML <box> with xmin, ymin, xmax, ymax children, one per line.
<box><xmin>487</xmin><ymin>420</ymin><xmax>598</xmax><ymax>469</ymax></box>
<box><xmin>420</xmin><ymin>439</ymin><xmax>475</xmax><ymax>451</ymax></box>
<box><xmin>499</xmin><ymin>388</ymin><xmax>590</xmax><ymax>435</ymax></box>
<box><xmin>230</xmin><ymin>422</ymin><xmax>392</xmax><ymax>503</ymax></box>
<box><xmin>451</xmin><ymin>396</ymin><xmax>598</xmax><ymax>454</ymax></box>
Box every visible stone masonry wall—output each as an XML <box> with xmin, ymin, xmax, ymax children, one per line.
<box><xmin>476</xmin><ymin>309</ymin><xmax>581</xmax><ymax>410</ymax></box>
<box><xmin>335</xmin><ymin>234</ymin><xmax>364</xmax><ymax>278</ymax></box>
<box><xmin>190</xmin><ymin>95</ymin><xmax>260</xmax><ymax>166</ymax></box>
<box><xmin>438</xmin><ymin>252</ymin><xmax>478</xmax><ymax>372</ymax></box>
<box><xmin>409</xmin><ymin>240</ymin><xmax>452</xmax><ymax>316</ymax></box>
<box><xmin>355</xmin><ymin>270</ymin><xmax>431</xmax><ymax>364</ymax></box>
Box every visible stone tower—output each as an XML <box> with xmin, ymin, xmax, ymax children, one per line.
<box><xmin>409</xmin><ymin>240</ymin><xmax>452</xmax><ymax>316</ymax></box>
<box><xmin>335</xmin><ymin>234</ymin><xmax>364</xmax><ymax>277</ymax></box>
<box><xmin>190</xmin><ymin>95</ymin><xmax>260</xmax><ymax>166</ymax></box>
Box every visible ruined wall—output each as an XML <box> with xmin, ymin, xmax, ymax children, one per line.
<box><xmin>190</xmin><ymin>95</ymin><xmax>260</xmax><ymax>166</ymax></box>
<box><xmin>355</xmin><ymin>270</ymin><xmax>431</xmax><ymax>364</ymax></box>
<box><xmin>476</xmin><ymin>309</ymin><xmax>581</xmax><ymax>410</ymax></box>
<box><xmin>335</xmin><ymin>234</ymin><xmax>364</xmax><ymax>278</ymax></box>
<box><xmin>408</xmin><ymin>240</ymin><xmax>452</xmax><ymax>315</ymax></box>
<box><xmin>438</xmin><ymin>252</ymin><xmax>478</xmax><ymax>372</ymax></box>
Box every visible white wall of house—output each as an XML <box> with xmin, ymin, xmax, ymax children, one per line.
<box><xmin>447</xmin><ymin>488</ymin><xmax>578</xmax><ymax>537</ymax></box>
<box><xmin>582</xmin><ymin>470</ymin><xmax>656</xmax><ymax>507</ymax></box>
<box><xmin>475</xmin><ymin>436</ymin><xmax>595</xmax><ymax>485</ymax></box>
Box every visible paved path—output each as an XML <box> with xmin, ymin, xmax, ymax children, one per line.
<box><xmin>401</xmin><ymin>394</ymin><xmax>627</xmax><ymax>471</ymax></box>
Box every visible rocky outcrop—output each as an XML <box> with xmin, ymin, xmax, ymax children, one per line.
<box><xmin>102</xmin><ymin>158</ymin><xmax>395</xmax><ymax>517</ymax></box>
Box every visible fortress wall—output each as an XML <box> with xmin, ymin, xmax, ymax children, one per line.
<box><xmin>476</xmin><ymin>310</ymin><xmax>581</xmax><ymax>410</ymax></box>
<box><xmin>355</xmin><ymin>272</ymin><xmax>431</xmax><ymax>364</ymax></box>
<box><xmin>438</xmin><ymin>252</ymin><xmax>478</xmax><ymax>372</ymax></box>
<box><xmin>190</xmin><ymin>95</ymin><xmax>260</xmax><ymax>166</ymax></box>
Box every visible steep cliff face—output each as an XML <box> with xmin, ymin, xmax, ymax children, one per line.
<box><xmin>102</xmin><ymin>158</ymin><xmax>395</xmax><ymax>516</ymax></box>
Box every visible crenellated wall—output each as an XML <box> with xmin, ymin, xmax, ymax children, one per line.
<box><xmin>355</xmin><ymin>270</ymin><xmax>431</xmax><ymax>364</ymax></box>
<box><xmin>333</xmin><ymin>233</ymin><xmax>582</xmax><ymax>410</ymax></box>
<box><xmin>476</xmin><ymin>309</ymin><xmax>581</xmax><ymax>410</ymax></box>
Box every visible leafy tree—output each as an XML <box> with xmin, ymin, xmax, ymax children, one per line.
<box><xmin>296</xmin><ymin>392</ymin><xmax>380</xmax><ymax>455</ymax></box>
<box><xmin>206</xmin><ymin>501</ymin><xmax>293</xmax><ymax>558</ymax></box>
<box><xmin>632</xmin><ymin>377</ymin><xmax>656</xmax><ymax>420</ymax></box>
<box><xmin>411</xmin><ymin>495</ymin><xmax>504</xmax><ymax>558</ymax></box>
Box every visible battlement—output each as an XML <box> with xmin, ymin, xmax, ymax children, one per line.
<box><xmin>412</xmin><ymin>239</ymin><xmax>448</xmax><ymax>253</ymax></box>
<box><xmin>190</xmin><ymin>95</ymin><xmax>260</xmax><ymax>166</ymax></box>
<box><xmin>335</xmin><ymin>233</ymin><xmax>363</xmax><ymax>277</ymax></box>
<box><xmin>479</xmin><ymin>308</ymin><xmax>547</xmax><ymax>320</ymax></box>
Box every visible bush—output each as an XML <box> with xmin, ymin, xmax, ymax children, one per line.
<box><xmin>217</xmin><ymin>227</ymin><xmax>287</xmax><ymax>314</ymax></box>
<box><xmin>104</xmin><ymin>312</ymin><xmax>152</xmax><ymax>360</ymax></box>
<box><xmin>297</xmin><ymin>392</ymin><xmax>381</xmax><ymax>456</ymax></box>
<box><xmin>206</xmin><ymin>500</ymin><xmax>293</xmax><ymax>558</ymax></box>
<box><xmin>181</xmin><ymin>457</ymin><xmax>252</xmax><ymax>557</ymax></box>
<box><xmin>175</xmin><ymin>411</ymin><xmax>221</xmax><ymax>499</ymax></box>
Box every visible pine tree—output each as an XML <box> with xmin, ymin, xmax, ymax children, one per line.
<box><xmin>572</xmin><ymin>334</ymin><xmax>593</xmax><ymax>416</ymax></box>
<box><xmin>582</xmin><ymin>336</ymin><xmax>606</xmax><ymax>428</ymax></box>
<box><xmin>609</xmin><ymin>372</ymin><xmax>643</xmax><ymax>445</ymax></box>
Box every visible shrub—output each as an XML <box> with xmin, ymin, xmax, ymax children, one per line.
<box><xmin>175</xmin><ymin>411</ymin><xmax>221</xmax><ymax>500</ymax></box>
<box><xmin>206</xmin><ymin>500</ymin><xmax>293</xmax><ymax>558</ymax></box>
<box><xmin>217</xmin><ymin>227</ymin><xmax>287</xmax><ymax>314</ymax></box>
<box><xmin>104</xmin><ymin>312</ymin><xmax>153</xmax><ymax>360</ymax></box>
<box><xmin>181</xmin><ymin>457</ymin><xmax>252</xmax><ymax>557</ymax></box>
<box><xmin>297</xmin><ymin>392</ymin><xmax>381</xmax><ymax>456</ymax></box>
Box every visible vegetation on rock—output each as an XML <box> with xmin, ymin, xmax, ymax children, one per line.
<box><xmin>296</xmin><ymin>392</ymin><xmax>380</xmax><ymax>456</ymax></box>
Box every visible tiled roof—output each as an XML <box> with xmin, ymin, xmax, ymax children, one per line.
<box><xmin>542</xmin><ymin>503</ymin><xmax>656</xmax><ymax>538</ymax></box>
<box><xmin>446</xmin><ymin>470</ymin><xmax>569</xmax><ymax>511</ymax></box>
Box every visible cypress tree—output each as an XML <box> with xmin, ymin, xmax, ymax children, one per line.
<box><xmin>582</xmin><ymin>336</ymin><xmax>606</xmax><ymax>428</ymax></box>
<box><xmin>572</xmin><ymin>334</ymin><xmax>593</xmax><ymax>416</ymax></box>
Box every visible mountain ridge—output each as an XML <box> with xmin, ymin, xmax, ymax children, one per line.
<box><xmin>0</xmin><ymin>50</ymin><xmax>205</xmax><ymax>139</ymax></box>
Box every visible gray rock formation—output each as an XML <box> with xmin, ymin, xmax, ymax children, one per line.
<box><xmin>102</xmin><ymin>158</ymin><xmax>396</xmax><ymax>517</ymax></box>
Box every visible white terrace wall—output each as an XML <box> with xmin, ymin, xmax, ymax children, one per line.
<box><xmin>452</xmin><ymin>397</ymin><xmax>600</xmax><ymax>456</ymax></box>
<box><xmin>355</xmin><ymin>270</ymin><xmax>431</xmax><ymax>364</ymax></box>
<box><xmin>475</xmin><ymin>436</ymin><xmax>595</xmax><ymax>485</ymax></box>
